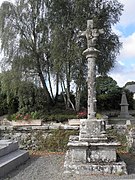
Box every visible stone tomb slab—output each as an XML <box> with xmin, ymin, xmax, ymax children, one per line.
<box><xmin>68</xmin><ymin>119</ymin><xmax>80</xmax><ymax>126</ymax></box>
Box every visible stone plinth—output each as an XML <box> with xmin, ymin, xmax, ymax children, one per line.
<box><xmin>64</xmin><ymin>118</ymin><xmax>127</xmax><ymax>175</ymax></box>
<box><xmin>64</xmin><ymin>134</ymin><xmax>127</xmax><ymax>175</ymax></box>
<box><xmin>79</xmin><ymin>119</ymin><xmax>107</xmax><ymax>142</ymax></box>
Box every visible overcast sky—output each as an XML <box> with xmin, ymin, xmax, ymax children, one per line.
<box><xmin>0</xmin><ymin>0</ymin><xmax>135</xmax><ymax>87</ymax></box>
<box><xmin>110</xmin><ymin>0</ymin><xmax>135</xmax><ymax>87</ymax></box>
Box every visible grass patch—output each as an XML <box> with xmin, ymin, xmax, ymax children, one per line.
<box><xmin>106</xmin><ymin>128</ymin><xmax>128</xmax><ymax>153</ymax></box>
<box><xmin>34</xmin><ymin>129</ymin><xmax>78</xmax><ymax>152</ymax></box>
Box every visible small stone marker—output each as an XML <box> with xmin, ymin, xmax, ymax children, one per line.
<box><xmin>119</xmin><ymin>91</ymin><xmax>131</xmax><ymax>118</ymax></box>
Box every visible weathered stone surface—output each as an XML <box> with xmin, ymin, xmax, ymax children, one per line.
<box><xmin>118</xmin><ymin>91</ymin><xmax>134</xmax><ymax>121</ymax></box>
<box><xmin>79</xmin><ymin>119</ymin><xmax>107</xmax><ymax>142</ymax></box>
<box><xmin>64</xmin><ymin>135</ymin><xmax>127</xmax><ymax>175</ymax></box>
<box><xmin>0</xmin><ymin>140</ymin><xmax>29</xmax><ymax>178</ymax></box>
<box><xmin>67</xmin><ymin>136</ymin><xmax>120</xmax><ymax>163</ymax></box>
<box><xmin>60</xmin><ymin>124</ymin><xmax>79</xmax><ymax>130</ymax></box>
<box><xmin>12</xmin><ymin>119</ymin><xmax>42</xmax><ymax>126</ymax></box>
<box><xmin>68</xmin><ymin>119</ymin><xmax>80</xmax><ymax>126</ymax></box>
<box><xmin>64</xmin><ymin>161</ymin><xmax>127</xmax><ymax>175</ymax></box>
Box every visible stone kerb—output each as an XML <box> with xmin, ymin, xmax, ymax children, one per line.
<box><xmin>0</xmin><ymin>124</ymin><xmax>79</xmax><ymax>131</ymax></box>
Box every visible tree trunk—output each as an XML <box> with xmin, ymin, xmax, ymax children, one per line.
<box><xmin>47</xmin><ymin>69</ymin><xmax>55</xmax><ymax>101</ymax></box>
<box><xmin>55</xmin><ymin>72</ymin><xmax>59</xmax><ymax>102</ymax></box>
<box><xmin>35</xmin><ymin>53</ymin><xmax>53</xmax><ymax>106</ymax></box>
<box><xmin>75</xmin><ymin>86</ymin><xmax>81</xmax><ymax>112</ymax></box>
<box><xmin>62</xmin><ymin>80</ymin><xmax>75</xmax><ymax>111</ymax></box>
<box><xmin>38</xmin><ymin>71</ymin><xmax>53</xmax><ymax>106</ymax></box>
<box><xmin>61</xmin><ymin>82</ymin><xmax>67</xmax><ymax>109</ymax></box>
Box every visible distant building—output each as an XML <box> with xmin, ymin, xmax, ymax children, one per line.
<box><xmin>125</xmin><ymin>84</ymin><xmax>135</xmax><ymax>99</ymax></box>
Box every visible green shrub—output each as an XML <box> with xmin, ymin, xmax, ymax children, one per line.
<box><xmin>9</xmin><ymin>110</ymin><xmax>41</xmax><ymax>121</ymax></box>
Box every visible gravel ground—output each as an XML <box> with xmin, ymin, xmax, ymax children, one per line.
<box><xmin>2</xmin><ymin>153</ymin><xmax>135</xmax><ymax>180</ymax></box>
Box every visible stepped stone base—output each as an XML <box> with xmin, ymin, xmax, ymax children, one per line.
<box><xmin>0</xmin><ymin>150</ymin><xmax>29</xmax><ymax>178</ymax></box>
<box><xmin>64</xmin><ymin>118</ymin><xmax>127</xmax><ymax>175</ymax></box>
<box><xmin>64</xmin><ymin>161</ymin><xmax>127</xmax><ymax>175</ymax></box>
<box><xmin>0</xmin><ymin>140</ymin><xmax>18</xmax><ymax>157</ymax></box>
<box><xmin>64</xmin><ymin>136</ymin><xmax>127</xmax><ymax>175</ymax></box>
<box><xmin>0</xmin><ymin>140</ymin><xmax>29</xmax><ymax>178</ymax></box>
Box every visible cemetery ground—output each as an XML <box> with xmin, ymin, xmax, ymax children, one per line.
<box><xmin>1</xmin><ymin>108</ymin><xmax>135</xmax><ymax>179</ymax></box>
<box><xmin>2</xmin><ymin>151</ymin><xmax>135</xmax><ymax>180</ymax></box>
<box><xmin>1</xmin><ymin>127</ymin><xmax>135</xmax><ymax>180</ymax></box>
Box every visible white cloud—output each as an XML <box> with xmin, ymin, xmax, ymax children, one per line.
<box><xmin>111</xmin><ymin>0</ymin><xmax>135</xmax><ymax>87</ymax></box>
<box><xmin>110</xmin><ymin>31</ymin><xmax>135</xmax><ymax>87</ymax></box>
<box><xmin>110</xmin><ymin>65</ymin><xmax>135</xmax><ymax>87</ymax></box>
<box><xmin>118</xmin><ymin>0</ymin><xmax>135</xmax><ymax>27</ymax></box>
<box><xmin>119</xmin><ymin>33</ymin><xmax>135</xmax><ymax>60</ymax></box>
<box><xmin>112</xmin><ymin>26</ymin><xmax>123</xmax><ymax>37</ymax></box>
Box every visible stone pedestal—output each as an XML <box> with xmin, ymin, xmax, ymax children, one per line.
<box><xmin>64</xmin><ymin>119</ymin><xmax>127</xmax><ymax>175</ymax></box>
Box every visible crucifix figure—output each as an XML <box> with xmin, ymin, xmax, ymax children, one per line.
<box><xmin>79</xmin><ymin>20</ymin><xmax>103</xmax><ymax>119</ymax></box>
<box><xmin>79</xmin><ymin>20</ymin><xmax>103</xmax><ymax>48</ymax></box>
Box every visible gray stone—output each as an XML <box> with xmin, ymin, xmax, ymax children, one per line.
<box><xmin>0</xmin><ymin>140</ymin><xmax>18</xmax><ymax>157</ymax></box>
<box><xmin>0</xmin><ymin>140</ymin><xmax>29</xmax><ymax>178</ymax></box>
<box><xmin>79</xmin><ymin>119</ymin><xmax>107</xmax><ymax>142</ymax></box>
<box><xmin>109</xmin><ymin>92</ymin><xmax>135</xmax><ymax>125</ymax></box>
<box><xmin>64</xmin><ymin>161</ymin><xmax>127</xmax><ymax>175</ymax></box>
<box><xmin>68</xmin><ymin>119</ymin><xmax>80</xmax><ymax>126</ymax></box>
<box><xmin>60</xmin><ymin>124</ymin><xmax>79</xmax><ymax>130</ymax></box>
<box><xmin>0</xmin><ymin>149</ymin><xmax>29</xmax><ymax>178</ymax></box>
<box><xmin>79</xmin><ymin>20</ymin><xmax>103</xmax><ymax>119</ymax></box>
<box><xmin>119</xmin><ymin>91</ymin><xmax>131</xmax><ymax>118</ymax></box>
<box><xmin>64</xmin><ymin>19</ymin><xmax>127</xmax><ymax>175</ymax></box>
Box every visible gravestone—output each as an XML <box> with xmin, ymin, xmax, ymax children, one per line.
<box><xmin>64</xmin><ymin>20</ymin><xmax>127</xmax><ymax>175</ymax></box>
<box><xmin>109</xmin><ymin>91</ymin><xmax>135</xmax><ymax>125</ymax></box>
<box><xmin>119</xmin><ymin>91</ymin><xmax>131</xmax><ymax>118</ymax></box>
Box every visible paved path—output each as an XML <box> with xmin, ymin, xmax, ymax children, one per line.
<box><xmin>1</xmin><ymin>153</ymin><xmax>135</xmax><ymax>180</ymax></box>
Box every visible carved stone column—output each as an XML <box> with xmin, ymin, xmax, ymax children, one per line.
<box><xmin>83</xmin><ymin>47</ymin><xmax>98</xmax><ymax>119</ymax></box>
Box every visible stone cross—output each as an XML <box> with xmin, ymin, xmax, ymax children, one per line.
<box><xmin>79</xmin><ymin>20</ymin><xmax>103</xmax><ymax>48</ymax></box>
<box><xmin>80</xmin><ymin>20</ymin><xmax>103</xmax><ymax>119</ymax></box>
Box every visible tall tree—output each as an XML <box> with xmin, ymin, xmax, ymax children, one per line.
<box><xmin>0</xmin><ymin>0</ymin><xmax>123</xmax><ymax>111</ymax></box>
<box><xmin>46</xmin><ymin>0</ymin><xmax>123</xmax><ymax>110</ymax></box>
<box><xmin>0</xmin><ymin>0</ymin><xmax>54</xmax><ymax>106</ymax></box>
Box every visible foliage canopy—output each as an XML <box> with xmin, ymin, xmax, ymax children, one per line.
<box><xmin>0</xmin><ymin>0</ymin><xmax>124</xmax><ymax>111</ymax></box>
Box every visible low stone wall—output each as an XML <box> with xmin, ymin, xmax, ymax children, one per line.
<box><xmin>0</xmin><ymin>124</ymin><xmax>79</xmax><ymax>151</ymax></box>
<box><xmin>1</xmin><ymin>123</ymin><xmax>135</xmax><ymax>154</ymax></box>
<box><xmin>101</xmin><ymin>110</ymin><xmax>135</xmax><ymax>117</ymax></box>
<box><xmin>107</xmin><ymin>124</ymin><xmax>135</xmax><ymax>153</ymax></box>
<box><xmin>126</xmin><ymin>127</ymin><xmax>135</xmax><ymax>153</ymax></box>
